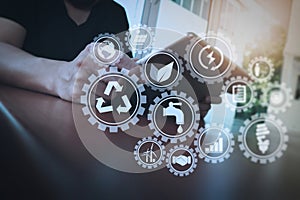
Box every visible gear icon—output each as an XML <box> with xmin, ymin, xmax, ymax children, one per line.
<box><xmin>194</xmin><ymin>123</ymin><xmax>234</xmax><ymax>164</ymax></box>
<box><xmin>125</xmin><ymin>24</ymin><xmax>155</xmax><ymax>54</ymax></box>
<box><xmin>238</xmin><ymin>114</ymin><xmax>288</xmax><ymax>164</ymax></box>
<box><xmin>166</xmin><ymin>145</ymin><xmax>198</xmax><ymax>177</ymax></box>
<box><xmin>222</xmin><ymin>76</ymin><xmax>257</xmax><ymax>112</ymax></box>
<box><xmin>133</xmin><ymin>137</ymin><xmax>166</xmax><ymax>169</ymax></box>
<box><xmin>261</xmin><ymin>82</ymin><xmax>292</xmax><ymax>113</ymax></box>
<box><xmin>92</xmin><ymin>33</ymin><xmax>124</xmax><ymax>66</ymax></box>
<box><xmin>248</xmin><ymin>56</ymin><xmax>274</xmax><ymax>83</ymax></box>
<box><xmin>184</xmin><ymin>32</ymin><xmax>237</xmax><ymax>84</ymax></box>
<box><xmin>148</xmin><ymin>91</ymin><xmax>200</xmax><ymax>143</ymax></box>
<box><xmin>80</xmin><ymin>66</ymin><xmax>147</xmax><ymax>133</ymax></box>
<box><xmin>141</xmin><ymin>49</ymin><xmax>184</xmax><ymax>91</ymax></box>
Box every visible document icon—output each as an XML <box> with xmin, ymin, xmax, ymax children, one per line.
<box><xmin>232</xmin><ymin>84</ymin><xmax>247</xmax><ymax>103</ymax></box>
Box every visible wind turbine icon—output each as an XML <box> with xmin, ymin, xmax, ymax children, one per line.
<box><xmin>142</xmin><ymin>143</ymin><xmax>158</xmax><ymax>163</ymax></box>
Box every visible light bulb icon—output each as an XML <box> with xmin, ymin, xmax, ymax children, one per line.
<box><xmin>255</xmin><ymin>123</ymin><xmax>270</xmax><ymax>154</ymax></box>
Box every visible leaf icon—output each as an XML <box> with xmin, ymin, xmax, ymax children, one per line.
<box><xmin>149</xmin><ymin>64</ymin><xmax>159</xmax><ymax>82</ymax></box>
<box><xmin>150</xmin><ymin>62</ymin><xmax>173</xmax><ymax>82</ymax></box>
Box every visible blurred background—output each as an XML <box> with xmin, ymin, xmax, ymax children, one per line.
<box><xmin>116</xmin><ymin>0</ymin><xmax>300</xmax><ymax>133</ymax></box>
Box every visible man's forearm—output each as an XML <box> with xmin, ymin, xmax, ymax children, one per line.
<box><xmin>0</xmin><ymin>42</ymin><xmax>67</xmax><ymax>96</ymax></box>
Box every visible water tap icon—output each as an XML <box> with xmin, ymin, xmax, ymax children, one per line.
<box><xmin>163</xmin><ymin>101</ymin><xmax>185</xmax><ymax>133</ymax></box>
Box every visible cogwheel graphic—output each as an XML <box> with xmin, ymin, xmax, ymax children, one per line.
<box><xmin>261</xmin><ymin>82</ymin><xmax>292</xmax><ymax>114</ymax></box>
<box><xmin>222</xmin><ymin>76</ymin><xmax>257</xmax><ymax>112</ymax></box>
<box><xmin>125</xmin><ymin>24</ymin><xmax>155</xmax><ymax>54</ymax></box>
<box><xmin>141</xmin><ymin>49</ymin><xmax>184</xmax><ymax>91</ymax></box>
<box><xmin>238</xmin><ymin>114</ymin><xmax>288</xmax><ymax>164</ymax></box>
<box><xmin>92</xmin><ymin>33</ymin><xmax>124</xmax><ymax>66</ymax></box>
<box><xmin>133</xmin><ymin>137</ymin><xmax>166</xmax><ymax>169</ymax></box>
<box><xmin>194</xmin><ymin>123</ymin><xmax>234</xmax><ymax>164</ymax></box>
<box><xmin>148</xmin><ymin>91</ymin><xmax>200</xmax><ymax>143</ymax></box>
<box><xmin>184</xmin><ymin>32</ymin><xmax>237</xmax><ymax>84</ymax></box>
<box><xmin>166</xmin><ymin>145</ymin><xmax>198</xmax><ymax>177</ymax></box>
<box><xmin>80</xmin><ymin>66</ymin><xmax>147</xmax><ymax>133</ymax></box>
<box><xmin>248</xmin><ymin>56</ymin><xmax>274</xmax><ymax>83</ymax></box>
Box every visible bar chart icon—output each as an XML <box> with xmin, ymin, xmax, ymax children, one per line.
<box><xmin>204</xmin><ymin>133</ymin><xmax>224</xmax><ymax>154</ymax></box>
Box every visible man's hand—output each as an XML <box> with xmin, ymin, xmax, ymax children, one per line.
<box><xmin>55</xmin><ymin>43</ymin><xmax>139</xmax><ymax>102</ymax></box>
<box><xmin>55</xmin><ymin>43</ymin><xmax>95</xmax><ymax>102</ymax></box>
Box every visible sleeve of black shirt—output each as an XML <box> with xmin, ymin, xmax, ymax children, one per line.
<box><xmin>109</xmin><ymin>1</ymin><xmax>129</xmax><ymax>32</ymax></box>
<box><xmin>0</xmin><ymin>0</ymin><xmax>35</xmax><ymax>30</ymax></box>
<box><xmin>121</xmin><ymin>7</ymin><xmax>133</xmax><ymax>57</ymax></box>
<box><xmin>112</xmin><ymin>3</ymin><xmax>132</xmax><ymax>57</ymax></box>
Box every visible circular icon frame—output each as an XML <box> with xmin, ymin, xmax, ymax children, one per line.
<box><xmin>81</xmin><ymin>67</ymin><xmax>146</xmax><ymax>132</ymax></box>
<box><xmin>238</xmin><ymin>114</ymin><xmax>288</xmax><ymax>164</ymax></box>
<box><xmin>134</xmin><ymin>137</ymin><xmax>166</xmax><ymax>169</ymax></box>
<box><xmin>143</xmin><ymin>50</ymin><xmax>183</xmax><ymax>91</ymax></box>
<box><xmin>125</xmin><ymin>25</ymin><xmax>154</xmax><ymax>54</ymax></box>
<box><xmin>223</xmin><ymin>76</ymin><xmax>257</xmax><ymax>112</ymax></box>
<box><xmin>166</xmin><ymin>145</ymin><xmax>198</xmax><ymax>177</ymax></box>
<box><xmin>92</xmin><ymin>33</ymin><xmax>123</xmax><ymax>66</ymax></box>
<box><xmin>148</xmin><ymin>91</ymin><xmax>200</xmax><ymax>143</ymax></box>
<box><xmin>194</xmin><ymin>124</ymin><xmax>234</xmax><ymax>163</ymax></box>
<box><xmin>184</xmin><ymin>32</ymin><xmax>236</xmax><ymax>83</ymax></box>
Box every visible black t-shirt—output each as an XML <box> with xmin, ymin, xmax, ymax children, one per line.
<box><xmin>0</xmin><ymin>0</ymin><xmax>129</xmax><ymax>61</ymax></box>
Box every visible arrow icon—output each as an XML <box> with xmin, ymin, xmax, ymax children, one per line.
<box><xmin>104</xmin><ymin>81</ymin><xmax>123</xmax><ymax>96</ymax></box>
<box><xmin>116</xmin><ymin>95</ymin><xmax>132</xmax><ymax>114</ymax></box>
<box><xmin>96</xmin><ymin>97</ymin><xmax>113</xmax><ymax>113</ymax></box>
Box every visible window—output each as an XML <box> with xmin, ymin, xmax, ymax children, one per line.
<box><xmin>182</xmin><ymin>0</ymin><xmax>192</xmax><ymax>10</ymax></box>
<box><xmin>171</xmin><ymin>0</ymin><xmax>211</xmax><ymax>20</ymax></box>
<box><xmin>201</xmin><ymin>0</ymin><xmax>210</xmax><ymax>20</ymax></box>
<box><xmin>192</xmin><ymin>0</ymin><xmax>202</xmax><ymax>16</ymax></box>
<box><xmin>219</xmin><ymin>0</ymin><xmax>241</xmax><ymax>38</ymax></box>
<box><xmin>172</xmin><ymin>0</ymin><xmax>181</xmax><ymax>4</ymax></box>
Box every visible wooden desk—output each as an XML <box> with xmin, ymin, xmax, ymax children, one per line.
<box><xmin>0</xmin><ymin>83</ymin><xmax>299</xmax><ymax>200</ymax></box>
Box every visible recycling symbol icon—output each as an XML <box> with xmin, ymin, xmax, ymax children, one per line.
<box><xmin>80</xmin><ymin>67</ymin><xmax>146</xmax><ymax>132</ymax></box>
<box><xmin>96</xmin><ymin>81</ymin><xmax>132</xmax><ymax>115</ymax></box>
